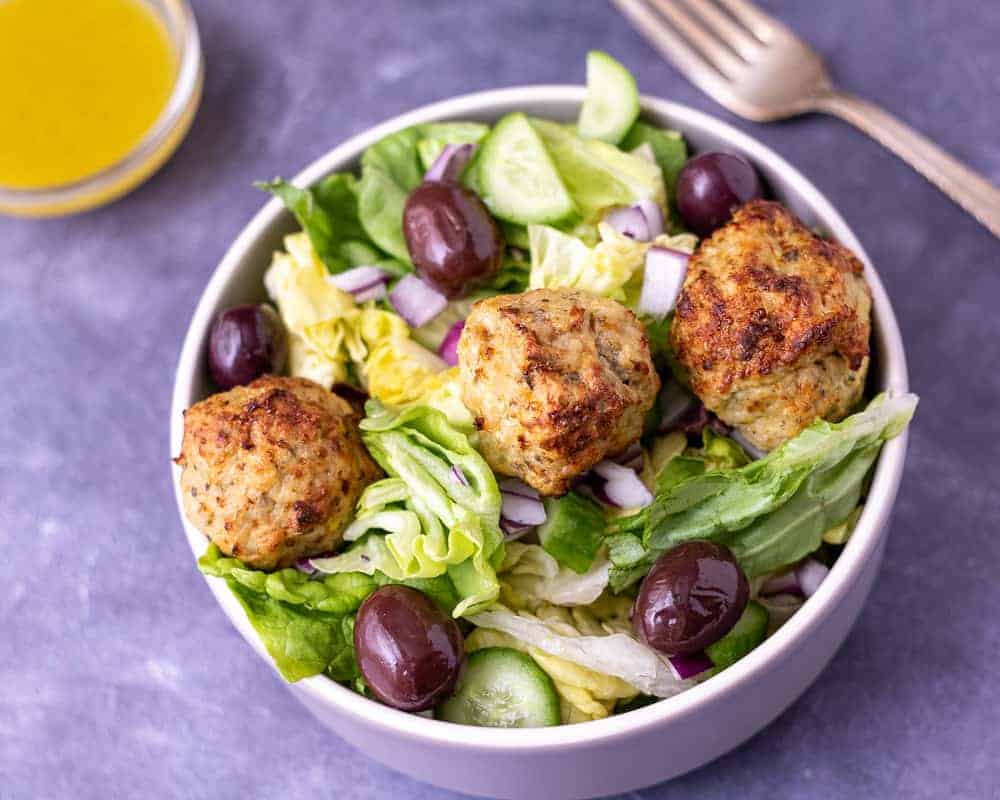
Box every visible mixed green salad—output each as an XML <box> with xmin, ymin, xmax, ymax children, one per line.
<box><xmin>191</xmin><ymin>52</ymin><xmax>916</xmax><ymax>726</ymax></box>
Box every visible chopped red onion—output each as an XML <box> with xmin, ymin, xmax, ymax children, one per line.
<box><xmin>438</xmin><ymin>320</ymin><xmax>465</xmax><ymax>367</ymax></box>
<box><xmin>639</xmin><ymin>246</ymin><xmax>688</xmax><ymax>318</ymax></box>
<box><xmin>500</xmin><ymin>492</ymin><xmax>546</xmax><ymax>527</ymax></box>
<box><xmin>729</xmin><ymin>429</ymin><xmax>768</xmax><ymax>461</ymax></box>
<box><xmin>604</xmin><ymin>205</ymin><xmax>650</xmax><ymax>241</ymax></box>
<box><xmin>327</xmin><ymin>265</ymin><xmax>390</xmax><ymax>294</ymax></box>
<box><xmin>658</xmin><ymin>380</ymin><xmax>698</xmax><ymax>433</ymax></box>
<box><xmin>450</xmin><ymin>465</ymin><xmax>469</xmax><ymax>488</ymax></box>
<box><xmin>592</xmin><ymin>460</ymin><xmax>653</xmax><ymax>509</ymax></box>
<box><xmin>500</xmin><ymin>518</ymin><xmax>533</xmax><ymax>541</ymax></box>
<box><xmin>614</xmin><ymin>443</ymin><xmax>644</xmax><ymax>472</ymax></box>
<box><xmin>498</xmin><ymin>477</ymin><xmax>540</xmax><ymax>500</ymax></box>
<box><xmin>424</xmin><ymin>143</ymin><xmax>477</xmax><ymax>183</ymax></box>
<box><xmin>667</xmin><ymin>653</ymin><xmax>713</xmax><ymax>680</ymax></box>
<box><xmin>759</xmin><ymin>570</ymin><xmax>804</xmax><ymax>598</ymax></box>
<box><xmin>797</xmin><ymin>558</ymin><xmax>829</xmax><ymax>598</ymax></box>
<box><xmin>294</xmin><ymin>558</ymin><xmax>317</xmax><ymax>575</ymax></box>
<box><xmin>389</xmin><ymin>275</ymin><xmax>448</xmax><ymax>328</ymax></box>
<box><xmin>352</xmin><ymin>282</ymin><xmax>387</xmax><ymax>304</ymax></box>
<box><xmin>635</xmin><ymin>198</ymin><xmax>664</xmax><ymax>238</ymax></box>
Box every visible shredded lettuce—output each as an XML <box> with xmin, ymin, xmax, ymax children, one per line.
<box><xmin>609</xmin><ymin>392</ymin><xmax>918</xmax><ymax>589</ymax></box>
<box><xmin>498</xmin><ymin>542</ymin><xmax>610</xmax><ymax>609</ymax></box>
<box><xmin>311</xmin><ymin>402</ymin><xmax>504</xmax><ymax>617</ymax></box>
<box><xmin>528</xmin><ymin>221</ymin><xmax>696</xmax><ymax>303</ymax></box>
<box><xmin>468</xmin><ymin>606</ymin><xmax>693</xmax><ymax>699</ymax></box>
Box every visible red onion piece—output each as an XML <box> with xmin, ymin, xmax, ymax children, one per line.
<box><xmin>592</xmin><ymin>460</ymin><xmax>653</xmax><ymax>509</ymax></box>
<box><xmin>500</xmin><ymin>492</ymin><xmax>546</xmax><ymax>527</ymax></box>
<box><xmin>657</xmin><ymin>380</ymin><xmax>698</xmax><ymax>433</ymax></box>
<box><xmin>498</xmin><ymin>477</ymin><xmax>540</xmax><ymax>501</ymax></box>
<box><xmin>639</xmin><ymin>246</ymin><xmax>689</xmax><ymax>318</ymax></box>
<box><xmin>438</xmin><ymin>320</ymin><xmax>465</xmax><ymax>367</ymax></box>
<box><xmin>449</xmin><ymin>465</ymin><xmax>469</xmax><ymax>488</ymax></box>
<box><xmin>729</xmin><ymin>429</ymin><xmax>768</xmax><ymax>461</ymax></box>
<box><xmin>294</xmin><ymin>558</ymin><xmax>317</xmax><ymax>575</ymax></box>
<box><xmin>389</xmin><ymin>275</ymin><xmax>448</xmax><ymax>328</ymax></box>
<box><xmin>328</xmin><ymin>265</ymin><xmax>390</xmax><ymax>294</ymax></box>
<box><xmin>635</xmin><ymin>198</ymin><xmax>664</xmax><ymax>238</ymax></box>
<box><xmin>759</xmin><ymin>570</ymin><xmax>804</xmax><ymax>598</ymax></box>
<box><xmin>667</xmin><ymin>652</ymin><xmax>713</xmax><ymax>680</ymax></box>
<box><xmin>424</xmin><ymin>143</ymin><xmax>477</xmax><ymax>183</ymax></box>
<box><xmin>614</xmin><ymin>443</ymin><xmax>644</xmax><ymax>472</ymax></box>
<box><xmin>797</xmin><ymin>558</ymin><xmax>829</xmax><ymax>598</ymax></box>
<box><xmin>604</xmin><ymin>205</ymin><xmax>650</xmax><ymax>241</ymax></box>
<box><xmin>500</xmin><ymin>518</ymin><xmax>533</xmax><ymax>541</ymax></box>
<box><xmin>352</xmin><ymin>282</ymin><xmax>387</xmax><ymax>304</ymax></box>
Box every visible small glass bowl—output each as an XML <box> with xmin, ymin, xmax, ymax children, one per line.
<box><xmin>0</xmin><ymin>0</ymin><xmax>204</xmax><ymax>218</ymax></box>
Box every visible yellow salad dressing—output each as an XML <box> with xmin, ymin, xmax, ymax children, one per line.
<box><xmin>0</xmin><ymin>0</ymin><xmax>177</xmax><ymax>189</ymax></box>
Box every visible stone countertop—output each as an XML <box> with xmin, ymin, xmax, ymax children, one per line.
<box><xmin>2</xmin><ymin>1</ymin><xmax>998</xmax><ymax>797</ymax></box>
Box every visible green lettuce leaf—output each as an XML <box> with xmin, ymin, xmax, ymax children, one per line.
<box><xmin>198</xmin><ymin>543</ymin><xmax>460</xmax><ymax>682</ymax></box>
<box><xmin>198</xmin><ymin>544</ymin><xmax>376</xmax><ymax>682</ymax></box>
<box><xmin>311</xmin><ymin>401</ymin><xmax>505</xmax><ymax>616</ymax></box>
<box><xmin>609</xmin><ymin>392</ymin><xmax>918</xmax><ymax>589</ymax></box>
<box><xmin>356</xmin><ymin>122</ymin><xmax>492</xmax><ymax>264</ymax></box>
<box><xmin>530</xmin><ymin>118</ymin><xmax>667</xmax><ymax>227</ymax></box>
<box><xmin>620</xmin><ymin>122</ymin><xmax>688</xmax><ymax>230</ymax></box>
<box><xmin>257</xmin><ymin>174</ymin><xmax>403</xmax><ymax>275</ymax></box>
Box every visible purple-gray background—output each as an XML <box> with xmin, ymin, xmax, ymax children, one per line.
<box><xmin>2</xmin><ymin>1</ymin><xmax>998</xmax><ymax>797</ymax></box>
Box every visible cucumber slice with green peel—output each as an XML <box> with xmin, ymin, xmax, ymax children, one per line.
<box><xmin>477</xmin><ymin>112</ymin><xmax>576</xmax><ymax>225</ymax></box>
<box><xmin>705</xmin><ymin>600</ymin><xmax>769</xmax><ymax>672</ymax></box>
<box><xmin>537</xmin><ymin>491</ymin><xmax>606</xmax><ymax>574</ymax></box>
<box><xmin>578</xmin><ymin>51</ymin><xmax>641</xmax><ymax>144</ymax></box>
<box><xmin>436</xmin><ymin>648</ymin><xmax>560</xmax><ymax>728</ymax></box>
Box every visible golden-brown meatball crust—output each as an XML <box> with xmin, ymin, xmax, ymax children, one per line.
<box><xmin>458</xmin><ymin>288</ymin><xmax>660</xmax><ymax>496</ymax></box>
<box><xmin>176</xmin><ymin>375</ymin><xmax>380</xmax><ymax>569</ymax></box>
<box><xmin>671</xmin><ymin>200</ymin><xmax>871</xmax><ymax>451</ymax></box>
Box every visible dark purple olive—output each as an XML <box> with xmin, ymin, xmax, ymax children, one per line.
<box><xmin>634</xmin><ymin>540</ymin><xmax>749</xmax><ymax>656</ymax></box>
<box><xmin>402</xmin><ymin>181</ymin><xmax>504</xmax><ymax>298</ymax></box>
<box><xmin>354</xmin><ymin>585</ymin><xmax>464</xmax><ymax>711</ymax></box>
<box><xmin>208</xmin><ymin>303</ymin><xmax>287</xmax><ymax>389</ymax></box>
<box><xmin>676</xmin><ymin>152</ymin><xmax>762</xmax><ymax>237</ymax></box>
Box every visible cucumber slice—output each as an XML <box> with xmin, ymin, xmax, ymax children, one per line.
<box><xmin>578</xmin><ymin>51</ymin><xmax>640</xmax><ymax>145</ymax></box>
<box><xmin>436</xmin><ymin>648</ymin><xmax>560</xmax><ymax>728</ymax></box>
<box><xmin>537</xmin><ymin>491</ymin><xmax>606</xmax><ymax>574</ymax></box>
<box><xmin>477</xmin><ymin>112</ymin><xmax>576</xmax><ymax>225</ymax></box>
<box><xmin>705</xmin><ymin>601</ymin><xmax>769</xmax><ymax>672</ymax></box>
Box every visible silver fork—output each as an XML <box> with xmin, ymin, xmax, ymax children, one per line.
<box><xmin>612</xmin><ymin>0</ymin><xmax>1000</xmax><ymax>239</ymax></box>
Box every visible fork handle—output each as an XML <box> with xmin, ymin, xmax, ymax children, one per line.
<box><xmin>813</xmin><ymin>90</ymin><xmax>1000</xmax><ymax>239</ymax></box>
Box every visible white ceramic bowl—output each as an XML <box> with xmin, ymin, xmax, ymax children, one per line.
<box><xmin>171</xmin><ymin>87</ymin><xmax>909</xmax><ymax>800</ymax></box>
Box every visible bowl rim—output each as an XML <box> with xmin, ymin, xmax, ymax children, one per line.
<box><xmin>171</xmin><ymin>85</ymin><xmax>910</xmax><ymax>751</ymax></box>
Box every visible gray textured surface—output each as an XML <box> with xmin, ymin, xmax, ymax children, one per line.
<box><xmin>2</xmin><ymin>1</ymin><xmax>999</xmax><ymax>798</ymax></box>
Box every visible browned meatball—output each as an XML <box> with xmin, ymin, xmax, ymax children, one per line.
<box><xmin>458</xmin><ymin>288</ymin><xmax>659</xmax><ymax>496</ymax></box>
<box><xmin>671</xmin><ymin>200</ymin><xmax>871</xmax><ymax>451</ymax></box>
<box><xmin>176</xmin><ymin>375</ymin><xmax>380</xmax><ymax>569</ymax></box>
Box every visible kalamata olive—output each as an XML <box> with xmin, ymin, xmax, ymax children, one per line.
<box><xmin>634</xmin><ymin>540</ymin><xmax>749</xmax><ymax>656</ymax></box>
<box><xmin>402</xmin><ymin>181</ymin><xmax>504</xmax><ymax>298</ymax></box>
<box><xmin>354</xmin><ymin>585</ymin><xmax>464</xmax><ymax>711</ymax></box>
<box><xmin>208</xmin><ymin>303</ymin><xmax>288</xmax><ymax>389</ymax></box>
<box><xmin>676</xmin><ymin>151</ymin><xmax>762</xmax><ymax>237</ymax></box>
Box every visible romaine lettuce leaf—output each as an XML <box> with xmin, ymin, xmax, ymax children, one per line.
<box><xmin>415</xmin><ymin>122</ymin><xmax>490</xmax><ymax>171</ymax></box>
<box><xmin>609</xmin><ymin>392</ymin><xmax>918</xmax><ymax>589</ymax></box>
<box><xmin>311</xmin><ymin>402</ymin><xmax>504</xmax><ymax>616</ymax></box>
<box><xmin>620</xmin><ymin>122</ymin><xmax>688</xmax><ymax>230</ymax></box>
<box><xmin>198</xmin><ymin>544</ymin><xmax>376</xmax><ymax>682</ymax></box>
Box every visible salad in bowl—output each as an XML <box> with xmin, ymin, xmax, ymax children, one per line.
<box><xmin>175</xmin><ymin>52</ymin><xmax>916</xmax><ymax>729</ymax></box>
